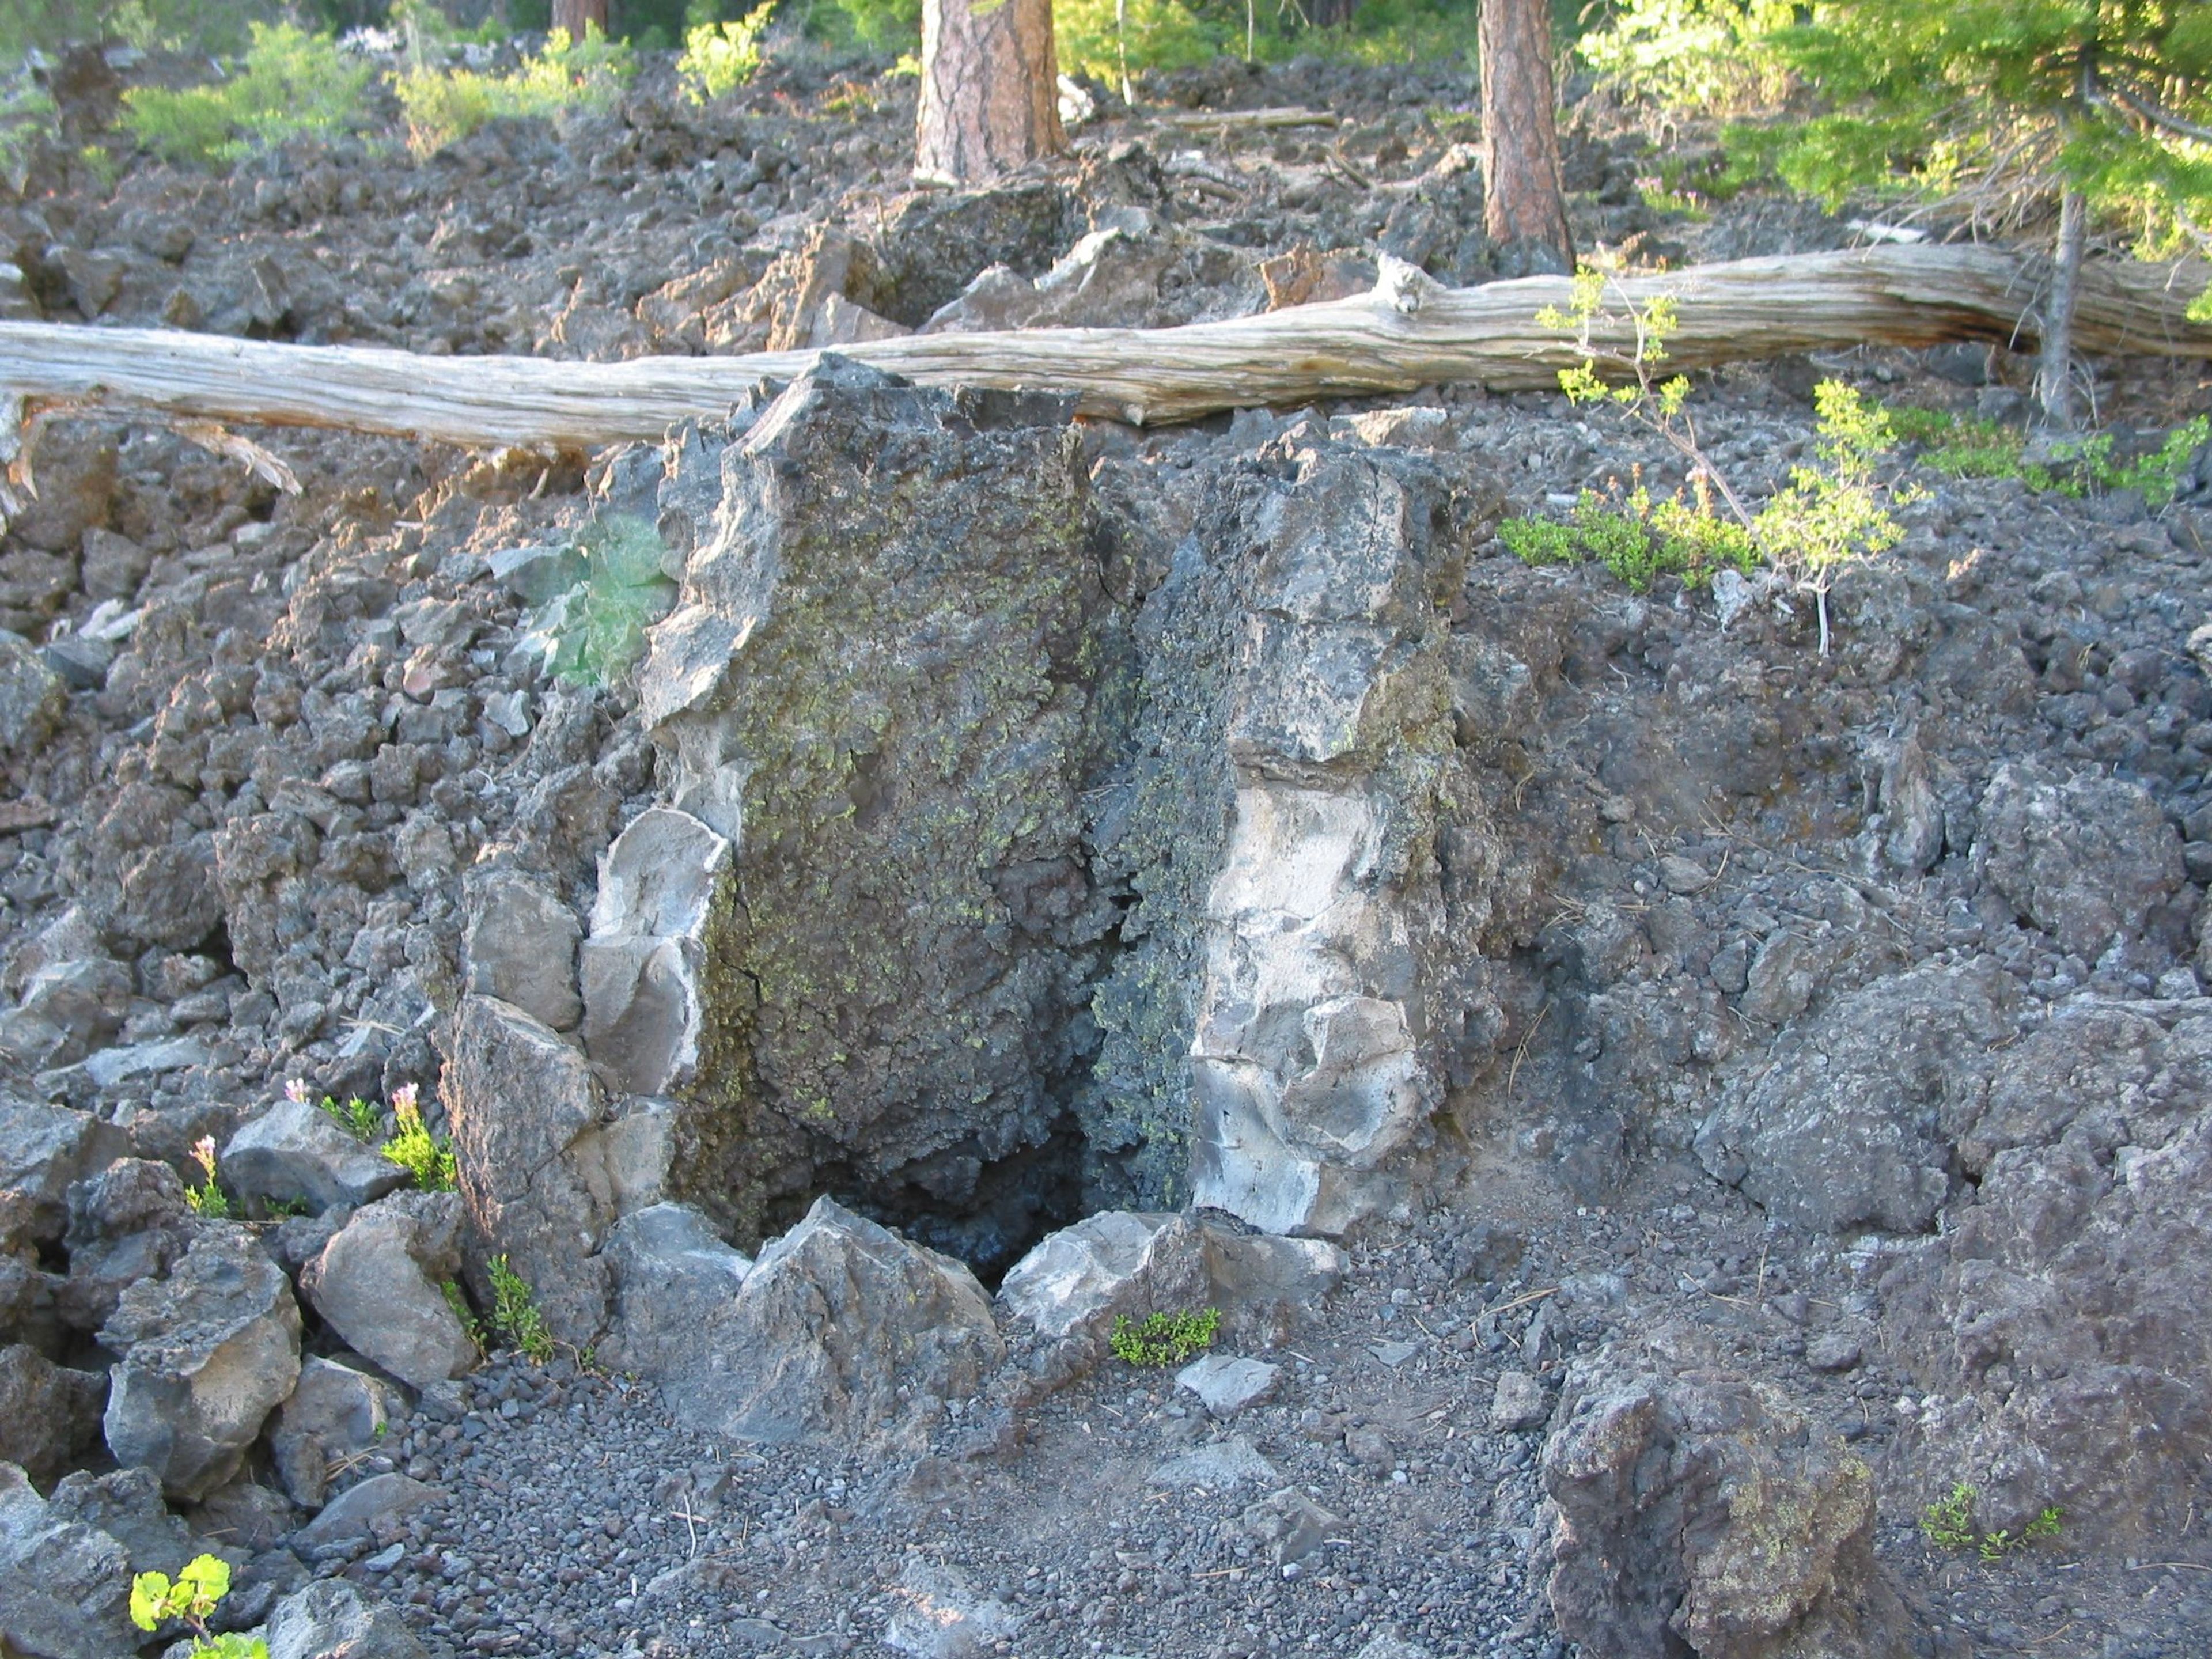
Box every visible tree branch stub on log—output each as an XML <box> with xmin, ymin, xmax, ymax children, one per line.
<box><xmin>1</xmin><ymin>246</ymin><xmax>2206</xmax><ymax>452</ymax></box>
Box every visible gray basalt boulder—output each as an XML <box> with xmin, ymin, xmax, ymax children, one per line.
<box><xmin>634</xmin><ymin>360</ymin><xmax>1118</xmax><ymax>1247</ymax></box>
<box><xmin>444</xmin><ymin>994</ymin><xmax>614</xmax><ymax>1345</ymax></box>
<box><xmin>43</xmin><ymin>1465</ymin><xmax>195</xmax><ymax>1576</ymax></box>
<box><xmin>0</xmin><ymin>1093</ymin><xmax>128</xmax><ymax>1240</ymax></box>
<box><xmin>463</xmin><ymin>866</ymin><xmax>584</xmax><ymax>1033</ymax></box>
<box><xmin>599</xmin><ymin>1202</ymin><xmax>752</xmax><ymax>1384</ymax></box>
<box><xmin>98</xmin><ymin>1222</ymin><xmax>302</xmax><ymax>1500</ymax></box>
<box><xmin>997</xmin><ymin>1209</ymin><xmax>1344</xmax><ymax>1347</ymax></box>
<box><xmin>1897</xmin><ymin>1001</ymin><xmax>2212</xmax><ymax>1544</ymax></box>
<box><xmin>1540</xmin><ymin>1346</ymin><xmax>1918</xmax><ymax>1659</ymax></box>
<box><xmin>579</xmin><ymin>807</ymin><xmax>728</xmax><ymax>1094</ymax></box>
<box><xmin>1694</xmin><ymin>959</ymin><xmax>2018</xmax><ymax>1234</ymax></box>
<box><xmin>221</xmin><ymin>1095</ymin><xmax>409</xmax><ymax>1213</ymax></box>
<box><xmin>1975</xmin><ymin>763</ymin><xmax>2184</xmax><ymax>964</ymax></box>
<box><xmin>291</xmin><ymin>1471</ymin><xmax>440</xmax><ymax>1549</ymax></box>
<box><xmin>58</xmin><ymin>1154</ymin><xmax>195</xmax><ymax>1331</ymax></box>
<box><xmin>0</xmin><ymin>1460</ymin><xmax>138</xmax><ymax>1659</ymax></box>
<box><xmin>654</xmin><ymin>1196</ymin><xmax>1001</xmax><ymax>1447</ymax></box>
<box><xmin>271</xmin><ymin>1357</ymin><xmax>410</xmax><ymax>1510</ymax></box>
<box><xmin>0</xmin><ymin>627</ymin><xmax>65</xmax><ymax>754</ymax></box>
<box><xmin>1094</xmin><ymin>434</ymin><xmax>1497</xmax><ymax>1233</ymax></box>
<box><xmin>266</xmin><ymin>1578</ymin><xmax>428</xmax><ymax>1659</ymax></box>
<box><xmin>0</xmin><ymin>1343</ymin><xmax>106</xmax><ymax>1482</ymax></box>
<box><xmin>300</xmin><ymin>1191</ymin><xmax>476</xmax><ymax>1392</ymax></box>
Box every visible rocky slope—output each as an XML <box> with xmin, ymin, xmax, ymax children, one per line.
<box><xmin>3</xmin><ymin>40</ymin><xmax>2211</xmax><ymax>1659</ymax></box>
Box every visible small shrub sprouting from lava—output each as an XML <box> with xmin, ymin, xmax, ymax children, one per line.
<box><xmin>183</xmin><ymin>1136</ymin><xmax>233</xmax><ymax>1220</ymax></box>
<box><xmin>1110</xmin><ymin>1308</ymin><xmax>1222</xmax><ymax>1367</ymax></box>
<box><xmin>489</xmin><ymin>1254</ymin><xmax>556</xmax><ymax>1363</ymax></box>
<box><xmin>680</xmin><ymin>3</ymin><xmax>777</xmax><ymax>101</ymax></box>
<box><xmin>379</xmin><ymin>1081</ymin><xmax>458</xmax><ymax>1192</ymax></box>
<box><xmin>132</xmin><ymin>1552</ymin><xmax>267</xmax><ymax>1659</ymax></box>
<box><xmin>295</xmin><ymin>1075</ymin><xmax>382</xmax><ymax>1142</ymax></box>
<box><xmin>1921</xmin><ymin>1482</ymin><xmax>2063</xmax><ymax>1562</ymax></box>
<box><xmin>123</xmin><ymin>24</ymin><xmax>370</xmax><ymax>167</ymax></box>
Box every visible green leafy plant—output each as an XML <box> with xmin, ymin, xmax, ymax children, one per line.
<box><xmin>131</xmin><ymin>1553</ymin><xmax>268</xmax><ymax>1659</ymax></box>
<box><xmin>1502</xmin><ymin>475</ymin><xmax>1758</xmax><ymax>592</ymax></box>
<box><xmin>1109</xmin><ymin>1307</ymin><xmax>1221</xmax><ymax>1367</ymax></box>
<box><xmin>522</xmin><ymin>515</ymin><xmax>678</xmax><ymax>687</ymax></box>
<box><xmin>2073</xmin><ymin>414</ymin><xmax>2210</xmax><ymax>509</ymax></box>
<box><xmin>680</xmin><ymin>2</ymin><xmax>777</xmax><ymax>100</ymax></box>
<box><xmin>294</xmin><ymin>1078</ymin><xmax>381</xmax><ymax>1142</ymax></box>
<box><xmin>1757</xmin><ymin>0</ymin><xmax>2212</xmax><ymax>423</ymax></box>
<box><xmin>1578</xmin><ymin>0</ymin><xmax>1797</xmax><ymax>116</ymax></box>
<box><xmin>1525</xmin><ymin>267</ymin><xmax>1908</xmax><ymax>650</ymax></box>
<box><xmin>0</xmin><ymin>73</ymin><xmax>57</xmax><ymax>198</ymax></box>
<box><xmin>488</xmin><ymin>1254</ymin><xmax>554</xmax><ymax>1363</ymax></box>
<box><xmin>183</xmin><ymin>1135</ymin><xmax>232</xmax><ymax>1220</ymax></box>
<box><xmin>1885</xmin><ymin>402</ymin><xmax>2208</xmax><ymax>505</ymax></box>
<box><xmin>378</xmin><ymin>1082</ymin><xmax>457</xmax><ymax>1192</ymax></box>
<box><xmin>123</xmin><ymin>23</ymin><xmax>372</xmax><ymax>168</ymax></box>
<box><xmin>1922</xmin><ymin>1482</ymin><xmax>2063</xmax><ymax>1560</ymax></box>
<box><xmin>1752</xmin><ymin>380</ymin><xmax>1910</xmax><ymax>653</ymax></box>
<box><xmin>394</xmin><ymin>24</ymin><xmax>635</xmax><ymax>157</ymax></box>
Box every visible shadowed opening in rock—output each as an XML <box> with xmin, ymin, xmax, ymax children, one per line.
<box><xmin>802</xmin><ymin>1111</ymin><xmax>1093</xmax><ymax>1288</ymax></box>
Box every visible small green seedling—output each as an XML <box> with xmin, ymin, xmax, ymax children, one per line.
<box><xmin>488</xmin><ymin>1254</ymin><xmax>554</xmax><ymax>1363</ymax></box>
<box><xmin>293</xmin><ymin>1077</ymin><xmax>381</xmax><ymax>1142</ymax></box>
<box><xmin>1921</xmin><ymin>1482</ymin><xmax>2063</xmax><ymax>1560</ymax></box>
<box><xmin>130</xmin><ymin>1553</ymin><xmax>268</xmax><ymax>1659</ymax></box>
<box><xmin>184</xmin><ymin>1136</ymin><xmax>232</xmax><ymax>1220</ymax></box>
<box><xmin>1109</xmin><ymin>1308</ymin><xmax>1221</xmax><ymax>1368</ymax></box>
<box><xmin>379</xmin><ymin>1082</ymin><xmax>457</xmax><ymax>1192</ymax></box>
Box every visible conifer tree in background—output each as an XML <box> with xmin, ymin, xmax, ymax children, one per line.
<box><xmin>1767</xmin><ymin>1</ymin><xmax>2212</xmax><ymax>428</ymax></box>
<box><xmin>553</xmin><ymin>0</ymin><xmax>610</xmax><ymax>35</ymax></box>
<box><xmin>914</xmin><ymin>0</ymin><xmax>1066</xmax><ymax>184</ymax></box>
<box><xmin>1479</xmin><ymin>0</ymin><xmax>1575</xmax><ymax>275</ymax></box>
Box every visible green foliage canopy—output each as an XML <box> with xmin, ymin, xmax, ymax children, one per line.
<box><xmin>1763</xmin><ymin>1</ymin><xmax>2212</xmax><ymax>243</ymax></box>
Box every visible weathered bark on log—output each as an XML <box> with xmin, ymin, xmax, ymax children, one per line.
<box><xmin>2</xmin><ymin>247</ymin><xmax>2208</xmax><ymax>449</ymax></box>
<box><xmin>914</xmin><ymin>0</ymin><xmax>1066</xmax><ymax>185</ymax></box>
<box><xmin>1479</xmin><ymin>0</ymin><xmax>1573</xmax><ymax>274</ymax></box>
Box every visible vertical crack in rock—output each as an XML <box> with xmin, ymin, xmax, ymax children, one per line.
<box><xmin>1100</xmin><ymin>436</ymin><xmax>1498</xmax><ymax>1234</ymax></box>
<box><xmin>634</xmin><ymin>360</ymin><xmax>1120</xmax><ymax>1270</ymax></box>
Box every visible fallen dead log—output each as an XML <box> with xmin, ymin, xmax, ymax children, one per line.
<box><xmin>1</xmin><ymin>244</ymin><xmax>2206</xmax><ymax>450</ymax></box>
<box><xmin>1157</xmin><ymin>105</ymin><xmax>1340</xmax><ymax>130</ymax></box>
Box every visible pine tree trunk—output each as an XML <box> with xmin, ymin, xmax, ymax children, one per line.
<box><xmin>915</xmin><ymin>0</ymin><xmax>1067</xmax><ymax>187</ymax></box>
<box><xmin>2036</xmin><ymin>187</ymin><xmax>2088</xmax><ymax>428</ymax></box>
<box><xmin>1479</xmin><ymin>0</ymin><xmax>1574</xmax><ymax>277</ymax></box>
<box><xmin>551</xmin><ymin>0</ymin><xmax>607</xmax><ymax>36</ymax></box>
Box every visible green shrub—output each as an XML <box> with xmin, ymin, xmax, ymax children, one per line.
<box><xmin>294</xmin><ymin>1077</ymin><xmax>382</xmax><ymax>1142</ymax></box>
<box><xmin>183</xmin><ymin>1135</ymin><xmax>233</xmax><ymax>1220</ymax></box>
<box><xmin>1884</xmin><ymin>403</ymin><xmax>2209</xmax><ymax>507</ymax></box>
<box><xmin>680</xmin><ymin>3</ymin><xmax>778</xmax><ymax>100</ymax></box>
<box><xmin>0</xmin><ymin>75</ymin><xmax>57</xmax><ymax>198</ymax></box>
<box><xmin>395</xmin><ymin>24</ymin><xmax>634</xmax><ymax>157</ymax></box>
<box><xmin>1109</xmin><ymin>1307</ymin><xmax>1220</xmax><ymax>1367</ymax></box>
<box><xmin>378</xmin><ymin>1082</ymin><xmax>457</xmax><ymax>1192</ymax></box>
<box><xmin>1577</xmin><ymin>0</ymin><xmax>1796</xmax><ymax>116</ymax></box>
<box><xmin>123</xmin><ymin>23</ymin><xmax>371</xmax><ymax>167</ymax></box>
<box><xmin>131</xmin><ymin>1553</ymin><xmax>268</xmax><ymax>1659</ymax></box>
<box><xmin>521</xmin><ymin>516</ymin><xmax>678</xmax><ymax>687</ymax></box>
<box><xmin>1502</xmin><ymin>479</ymin><xmax>1758</xmax><ymax>593</ymax></box>
<box><xmin>1921</xmin><ymin>1482</ymin><xmax>2063</xmax><ymax>1562</ymax></box>
<box><xmin>488</xmin><ymin>1254</ymin><xmax>555</xmax><ymax>1362</ymax></box>
<box><xmin>1752</xmin><ymin>381</ymin><xmax>1908</xmax><ymax>652</ymax></box>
